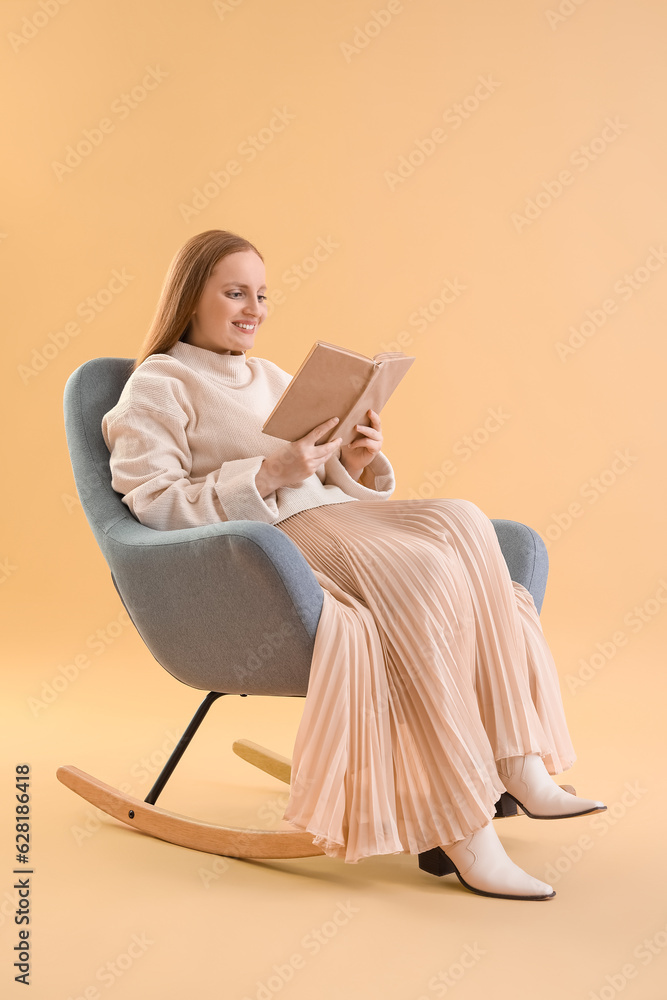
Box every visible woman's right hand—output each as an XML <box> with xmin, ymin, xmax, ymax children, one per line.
<box><xmin>260</xmin><ymin>417</ymin><xmax>343</xmax><ymax>490</ymax></box>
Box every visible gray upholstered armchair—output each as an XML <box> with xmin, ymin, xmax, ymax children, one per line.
<box><xmin>57</xmin><ymin>357</ymin><xmax>551</xmax><ymax>863</ymax></box>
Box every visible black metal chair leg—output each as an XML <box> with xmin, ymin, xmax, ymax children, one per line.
<box><xmin>144</xmin><ymin>691</ymin><xmax>227</xmax><ymax>805</ymax></box>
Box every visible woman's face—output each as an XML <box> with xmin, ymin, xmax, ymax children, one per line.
<box><xmin>185</xmin><ymin>250</ymin><xmax>268</xmax><ymax>355</ymax></box>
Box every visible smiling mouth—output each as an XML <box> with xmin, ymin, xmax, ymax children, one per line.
<box><xmin>232</xmin><ymin>321</ymin><xmax>256</xmax><ymax>331</ymax></box>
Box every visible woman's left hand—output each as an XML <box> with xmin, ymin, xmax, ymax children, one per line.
<box><xmin>339</xmin><ymin>409</ymin><xmax>383</xmax><ymax>477</ymax></box>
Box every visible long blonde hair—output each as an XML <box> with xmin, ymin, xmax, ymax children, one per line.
<box><xmin>131</xmin><ymin>229</ymin><xmax>264</xmax><ymax>372</ymax></box>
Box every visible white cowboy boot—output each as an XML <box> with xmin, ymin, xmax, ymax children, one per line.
<box><xmin>497</xmin><ymin>753</ymin><xmax>606</xmax><ymax>819</ymax></box>
<box><xmin>419</xmin><ymin>820</ymin><xmax>555</xmax><ymax>900</ymax></box>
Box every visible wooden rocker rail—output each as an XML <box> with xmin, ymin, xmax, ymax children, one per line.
<box><xmin>57</xmin><ymin>739</ymin><xmax>577</xmax><ymax>860</ymax></box>
<box><xmin>230</xmin><ymin>740</ymin><xmax>578</xmax><ymax>812</ymax></box>
<box><xmin>56</xmin><ymin>765</ymin><xmax>325</xmax><ymax>860</ymax></box>
<box><xmin>232</xmin><ymin>738</ymin><xmax>291</xmax><ymax>784</ymax></box>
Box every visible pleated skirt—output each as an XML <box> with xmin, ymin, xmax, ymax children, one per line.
<box><xmin>275</xmin><ymin>496</ymin><xmax>577</xmax><ymax>865</ymax></box>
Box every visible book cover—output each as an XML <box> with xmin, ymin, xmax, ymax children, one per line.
<box><xmin>262</xmin><ymin>340</ymin><xmax>416</xmax><ymax>447</ymax></box>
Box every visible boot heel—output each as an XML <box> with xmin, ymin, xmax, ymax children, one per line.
<box><xmin>418</xmin><ymin>846</ymin><xmax>457</xmax><ymax>877</ymax></box>
<box><xmin>494</xmin><ymin>792</ymin><xmax>519</xmax><ymax>818</ymax></box>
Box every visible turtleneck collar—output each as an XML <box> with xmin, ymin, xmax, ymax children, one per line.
<box><xmin>166</xmin><ymin>338</ymin><xmax>253</xmax><ymax>387</ymax></box>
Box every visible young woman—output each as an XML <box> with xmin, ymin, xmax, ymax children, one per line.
<box><xmin>101</xmin><ymin>229</ymin><xmax>606</xmax><ymax>901</ymax></box>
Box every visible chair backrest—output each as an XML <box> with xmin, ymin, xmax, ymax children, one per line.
<box><xmin>62</xmin><ymin>357</ymin><xmax>323</xmax><ymax>697</ymax></box>
<box><xmin>63</xmin><ymin>357</ymin><xmax>138</xmax><ymax>549</ymax></box>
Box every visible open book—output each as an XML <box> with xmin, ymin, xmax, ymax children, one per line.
<box><xmin>262</xmin><ymin>340</ymin><xmax>416</xmax><ymax>447</ymax></box>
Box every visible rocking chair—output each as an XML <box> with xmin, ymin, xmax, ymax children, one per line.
<box><xmin>57</xmin><ymin>356</ymin><xmax>561</xmax><ymax>866</ymax></box>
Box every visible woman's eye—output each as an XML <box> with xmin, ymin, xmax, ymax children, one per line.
<box><xmin>227</xmin><ymin>291</ymin><xmax>267</xmax><ymax>301</ymax></box>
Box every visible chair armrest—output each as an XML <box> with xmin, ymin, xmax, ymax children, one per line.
<box><xmin>490</xmin><ymin>518</ymin><xmax>549</xmax><ymax>614</ymax></box>
<box><xmin>99</xmin><ymin>513</ymin><xmax>547</xmax><ymax>696</ymax></box>
<box><xmin>103</xmin><ymin>517</ymin><xmax>324</xmax><ymax>697</ymax></box>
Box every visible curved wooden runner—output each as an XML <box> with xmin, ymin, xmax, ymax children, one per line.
<box><xmin>57</xmin><ymin>744</ymin><xmax>576</xmax><ymax>860</ymax></box>
<box><xmin>231</xmin><ymin>739</ymin><xmax>291</xmax><ymax>784</ymax></box>
<box><xmin>56</xmin><ymin>764</ymin><xmax>325</xmax><ymax>859</ymax></box>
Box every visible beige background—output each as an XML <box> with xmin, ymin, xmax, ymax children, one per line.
<box><xmin>2</xmin><ymin>0</ymin><xmax>666</xmax><ymax>997</ymax></box>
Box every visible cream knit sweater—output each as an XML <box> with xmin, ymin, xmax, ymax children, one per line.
<box><xmin>101</xmin><ymin>338</ymin><xmax>396</xmax><ymax>531</ymax></box>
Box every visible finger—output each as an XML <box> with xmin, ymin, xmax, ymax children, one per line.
<box><xmin>304</xmin><ymin>417</ymin><xmax>339</xmax><ymax>444</ymax></box>
<box><xmin>347</xmin><ymin>439</ymin><xmax>380</xmax><ymax>452</ymax></box>
<box><xmin>312</xmin><ymin>416</ymin><xmax>340</xmax><ymax>436</ymax></box>
<box><xmin>360</xmin><ymin>411</ymin><xmax>381</xmax><ymax>431</ymax></box>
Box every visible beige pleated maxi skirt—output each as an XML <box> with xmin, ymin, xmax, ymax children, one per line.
<box><xmin>275</xmin><ymin>496</ymin><xmax>577</xmax><ymax>865</ymax></box>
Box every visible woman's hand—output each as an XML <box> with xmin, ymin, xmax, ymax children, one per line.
<box><xmin>259</xmin><ymin>416</ymin><xmax>343</xmax><ymax>490</ymax></box>
<box><xmin>339</xmin><ymin>409</ymin><xmax>383</xmax><ymax>478</ymax></box>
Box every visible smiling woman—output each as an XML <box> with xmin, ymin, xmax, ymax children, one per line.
<box><xmin>103</xmin><ymin>229</ymin><xmax>394</xmax><ymax>529</ymax></box>
<box><xmin>181</xmin><ymin>254</ymin><xmax>268</xmax><ymax>357</ymax></box>
<box><xmin>131</xmin><ymin>230</ymin><xmax>268</xmax><ymax>371</ymax></box>
<box><xmin>101</xmin><ymin>228</ymin><xmax>606</xmax><ymax>902</ymax></box>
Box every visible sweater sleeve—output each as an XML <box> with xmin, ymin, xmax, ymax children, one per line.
<box><xmin>321</xmin><ymin>448</ymin><xmax>396</xmax><ymax>500</ymax></box>
<box><xmin>101</xmin><ymin>401</ymin><xmax>280</xmax><ymax>530</ymax></box>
